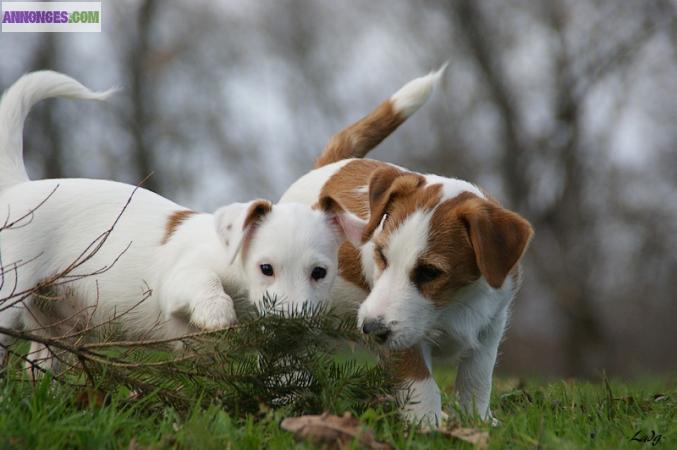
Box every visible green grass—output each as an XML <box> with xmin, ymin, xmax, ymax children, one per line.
<box><xmin>1</xmin><ymin>367</ymin><xmax>674</xmax><ymax>450</ymax></box>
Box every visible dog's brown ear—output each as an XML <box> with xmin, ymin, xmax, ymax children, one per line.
<box><xmin>215</xmin><ymin>199</ymin><xmax>273</xmax><ymax>265</ymax></box>
<box><xmin>317</xmin><ymin>195</ymin><xmax>368</xmax><ymax>247</ymax></box>
<box><xmin>461</xmin><ymin>200</ymin><xmax>534</xmax><ymax>288</ymax></box>
<box><xmin>363</xmin><ymin>166</ymin><xmax>425</xmax><ymax>240</ymax></box>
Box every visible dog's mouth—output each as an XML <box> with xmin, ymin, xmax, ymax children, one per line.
<box><xmin>364</xmin><ymin>327</ymin><xmax>423</xmax><ymax>351</ymax></box>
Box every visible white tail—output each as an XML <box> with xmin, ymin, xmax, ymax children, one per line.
<box><xmin>390</xmin><ymin>62</ymin><xmax>448</xmax><ymax>118</ymax></box>
<box><xmin>0</xmin><ymin>71</ymin><xmax>117</xmax><ymax>190</ymax></box>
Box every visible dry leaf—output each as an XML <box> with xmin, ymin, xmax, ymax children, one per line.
<box><xmin>422</xmin><ymin>425</ymin><xmax>489</xmax><ymax>450</ymax></box>
<box><xmin>281</xmin><ymin>412</ymin><xmax>393</xmax><ymax>449</ymax></box>
<box><xmin>449</xmin><ymin>427</ymin><xmax>489</xmax><ymax>449</ymax></box>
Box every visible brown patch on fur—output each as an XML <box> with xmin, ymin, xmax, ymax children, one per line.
<box><xmin>240</xmin><ymin>200</ymin><xmax>273</xmax><ymax>262</ymax></box>
<box><xmin>318</xmin><ymin>162</ymin><xmax>444</xmax><ymax>290</ymax></box>
<box><xmin>318</xmin><ymin>159</ymin><xmax>533</xmax><ymax>305</ymax></box>
<box><xmin>363</xmin><ymin>167</ymin><xmax>427</xmax><ymax>241</ymax></box>
<box><xmin>317</xmin><ymin>159</ymin><xmax>389</xmax><ymax>221</ymax></box>
<box><xmin>161</xmin><ymin>210</ymin><xmax>196</xmax><ymax>244</ymax></box>
<box><xmin>407</xmin><ymin>192</ymin><xmax>533</xmax><ymax>304</ymax></box>
<box><xmin>391</xmin><ymin>347</ymin><xmax>431</xmax><ymax>381</ymax></box>
<box><xmin>337</xmin><ymin>242</ymin><xmax>370</xmax><ymax>292</ymax></box>
<box><xmin>461</xmin><ymin>197</ymin><xmax>533</xmax><ymax>288</ymax></box>
<box><xmin>412</xmin><ymin>193</ymin><xmax>483</xmax><ymax>304</ymax></box>
<box><xmin>315</xmin><ymin>100</ymin><xmax>406</xmax><ymax>168</ymax></box>
<box><xmin>374</xmin><ymin>182</ymin><xmax>441</xmax><ymax>239</ymax></box>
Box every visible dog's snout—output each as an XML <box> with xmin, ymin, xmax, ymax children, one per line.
<box><xmin>361</xmin><ymin>318</ymin><xmax>391</xmax><ymax>344</ymax></box>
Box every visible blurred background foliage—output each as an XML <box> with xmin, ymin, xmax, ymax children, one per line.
<box><xmin>1</xmin><ymin>0</ymin><xmax>675</xmax><ymax>378</ymax></box>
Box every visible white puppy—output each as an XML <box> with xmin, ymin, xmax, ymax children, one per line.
<box><xmin>0</xmin><ymin>71</ymin><xmax>363</xmax><ymax>372</ymax></box>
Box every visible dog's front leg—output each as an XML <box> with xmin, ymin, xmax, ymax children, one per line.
<box><xmin>164</xmin><ymin>269</ymin><xmax>237</xmax><ymax>331</ymax></box>
<box><xmin>393</xmin><ymin>342</ymin><xmax>442</xmax><ymax>426</ymax></box>
<box><xmin>454</xmin><ymin>311</ymin><xmax>507</xmax><ymax>421</ymax></box>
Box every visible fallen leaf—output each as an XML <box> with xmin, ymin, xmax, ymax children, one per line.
<box><xmin>281</xmin><ymin>412</ymin><xmax>393</xmax><ymax>449</ymax></box>
<box><xmin>422</xmin><ymin>425</ymin><xmax>489</xmax><ymax>450</ymax></box>
<box><xmin>449</xmin><ymin>427</ymin><xmax>489</xmax><ymax>450</ymax></box>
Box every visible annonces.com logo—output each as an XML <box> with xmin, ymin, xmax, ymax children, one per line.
<box><xmin>2</xmin><ymin>2</ymin><xmax>101</xmax><ymax>32</ymax></box>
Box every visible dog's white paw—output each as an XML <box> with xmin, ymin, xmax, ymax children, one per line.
<box><xmin>401</xmin><ymin>405</ymin><xmax>444</xmax><ymax>428</ymax></box>
<box><xmin>398</xmin><ymin>376</ymin><xmax>443</xmax><ymax>428</ymax></box>
<box><xmin>190</xmin><ymin>292</ymin><xmax>236</xmax><ymax>330</ymax></box>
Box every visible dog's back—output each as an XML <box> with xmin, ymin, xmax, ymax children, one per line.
<box><xmin>0</xmin><ymin>178</ymin><xmax>185</xmax><ymax>337</ymax></box>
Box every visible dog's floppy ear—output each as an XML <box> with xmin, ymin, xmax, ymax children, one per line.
<box><xmin>214</xmin><ymin>199</ymin><xmax>273</xmax><ymax>265</ymax></box>
<box><xmin>461</xmin><ymin>200</ymin><xmax>534</xmax><ymax>289</ymax></box>
<box><xmin>363</xmin><ymin>166</ymin><xmax>425</xmax><ymax>240</ymax></box>
<box><xmin>317</xmin><ymin>195</ymin><xmax>368</xmax><ymax>248</ymax></box>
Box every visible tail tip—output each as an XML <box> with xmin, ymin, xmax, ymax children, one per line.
<box><xmin>390</xmin><ymin>62</ymin><xmax>449</xmax><ymax>118</ymax></box>
<box><xmin>95</xmin><ymin>86</ymin><xmax>121</xmax><ymax>101</ymax></box>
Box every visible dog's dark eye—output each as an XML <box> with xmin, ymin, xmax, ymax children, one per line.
<box><xmin>260</xmin><ymin>264</ymin><xmax>274</xmax><ymax>276</ymax></box>
<box><xmin>375</xmin><ymin>247</ymin><xmax>388</xmax><ymax>267</ymax></box>
<box><xmin>311</xmin><ymin>267</ymin><xmax>327</xmax><ymax>281</ymax></box>
<box><xmin>413</xmin><ymin>264</ymin><xmax>443</xmax><ymax>285</ymax></box>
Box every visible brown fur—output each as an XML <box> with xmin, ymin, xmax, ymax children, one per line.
<box><xmin>386</xmin><ymin>191</ymin><xmax>533</xmax><ymax>303</ymax></box>
<box><xmin>318</xmin><ymin>159</ymin><xmax>389</xmax><ymax>221</ymax></box>
<box><xmin>337</xmin><ymin>242</ymin><xmax>370</xmax><ymax>292</ymax></box>
<box><xmin>319</xmin><ymin>160</ymin><xmax>533</xmax><ymax>303</ymax></box>
<box><xmin>392</xmin><ymin>347</ymin><xmax>431</xmax><ymax>381</ymax></box>
<box><xmin>314</xmin><ymin>101</ymin><xmax>406</xmax><ymax>168</ymax></box>
<box><xmin>240</xmin><ymin>200</ymin><xmax>273</xmax><ymax>262</ymax></box>
<box><xmin>363</xmin><ymin>167</ymin><xmax>427</xmax><ymax>241</ymax></box>
<box><xmin>456</xmin><ymin>195</ymin><xmax>533</xmax><ymax>288</ymax></box>
<box><xmin>161</xmin><ymin>210</ymin><xmax>196</xmax><ymax>244</ymax></box>
<box><xmin>413</xmin><ymin>193</ymin><xmax>482</xmax><ymax>303</ymax></box>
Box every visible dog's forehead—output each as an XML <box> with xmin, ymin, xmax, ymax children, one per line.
<box><xmin>377</xmin><ymin>185</ymin><xmax>484</xmax><ymax>266</ymax></box>
<box><xmin>253</xmin><ymin>204</ymin><xmax>336</xmax><ymax>256</ymax></box>
<box><xmin>381</xmin><ymin>176</ymin><xmax>483</xmax><ymax>231</ymax></box>
<box><xmin>266</xmin><ymin>203</ymin><xmax>326</xmax><ymax>229</ymax></box>
<box><xmin>380</xmin><ymin>210</ymin><xmax>432</xmax><ymax>270</ymax></box>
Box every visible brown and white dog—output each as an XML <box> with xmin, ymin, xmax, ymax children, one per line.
<box><xmin>280</xmin><ymin>69</ymin><xmax>534</xmax><ymax>425</ymax></box>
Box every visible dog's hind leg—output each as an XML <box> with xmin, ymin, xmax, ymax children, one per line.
<box><xmin>20</xmin><ymin>299</ymin><xmax>66</xmax><ymax>379</ymax></box>
<box><xmin>24</xmin><ymin>341</ymin><xmax>60</xmax><ymax>380</ymax></box>
<box><xmin>0</xmin><ymin>304</ymin><xmax>23</xmax><ymax>368</ymax></box>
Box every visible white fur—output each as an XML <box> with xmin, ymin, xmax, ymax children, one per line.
<box><xmin>0</xmin><ymin>72</ymin><xmax>352</xmax><ymax>370</ymax></box>
<box><xmin>397</xmin><ymin>342</ymin><xmax>442</xmax><ymax>425</ymax></box>
<box><xmin>424</xmin><ymin>174</ymin><xmax>484</xmax><ymax>200</ymax></box>
<box><xmin>0</xmin><ymin>71</ymin><xmax>116</xmax><ymax>191</ymax></box>
<box><xmin>357</xmin><ymin>210</ymin><xmax>437</xmax><ymax>350</ymax></box>
<box><xmin>280</xmin><ymin>159</ymin><xmax>352</xmax><ymax>206</ymax></box>
<box><xmin>280</xmin><ymin>159</ymin><xmax>513</xmax><ymax>424</ymax></box>
<box><xmin>390</xmin><ymin>63</ymin><xmax>447</xmax><ymax>118</ymax></box>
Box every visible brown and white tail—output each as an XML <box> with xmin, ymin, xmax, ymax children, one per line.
<box><xmin>314</xmin><ymin>64</ymin><xmax>447</xmax><ymax>168</ymax></box>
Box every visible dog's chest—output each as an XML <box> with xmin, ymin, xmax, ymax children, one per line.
<box><xmin>431</xmin><ymin>280</ymin><xmax>513</xmax><ymax>358</ymax></box>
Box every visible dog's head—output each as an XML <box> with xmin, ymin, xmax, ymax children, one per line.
<box><xmin>321</xmin><ymin>166</ymin><xmax>534</xmax><ymax>349</ymax></box>
<box><xmin>214</xmin><ymin>200</ymin><xmax>365</xmax><ymax>313</ymax></box>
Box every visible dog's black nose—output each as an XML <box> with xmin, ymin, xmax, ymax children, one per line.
<box><xmin>362</xmin><ymin>318</ymin><xmax>391</xmax><ymax>343</ymax></box>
